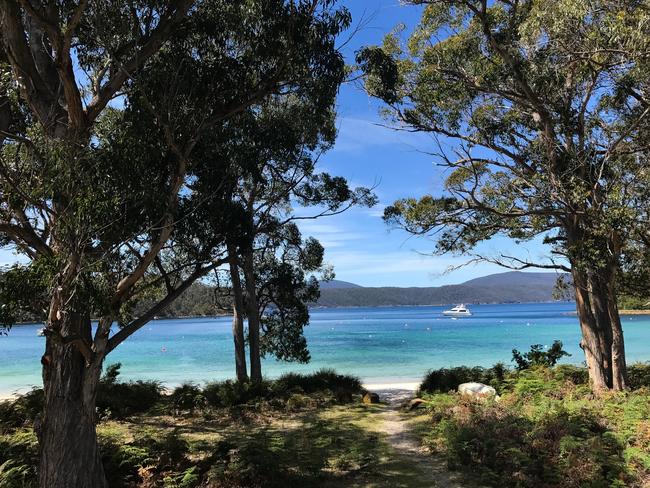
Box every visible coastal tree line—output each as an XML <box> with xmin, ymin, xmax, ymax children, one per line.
<box><xmin>0</xmin><ymin>0</ymin><xmax>649</xmax><ymax>487</ymax></box>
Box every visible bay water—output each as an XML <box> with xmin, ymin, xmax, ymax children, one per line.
<box><xmin>2</xmin><ymin>302</ymin><xmax>649</xmax><ymax>395</ymax></box>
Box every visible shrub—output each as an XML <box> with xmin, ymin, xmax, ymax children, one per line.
<box><xmin>203</xmin><ymin>380</ymin><xmax>271</xmax><ymax>408</ymax></box>
<box><xmin>1</xmin><ymin>364</ymin><xmax>165</xmax><ymax>426</ymax></box>
<box><xmin>419</xmin><ymin>363</ymin><xmax>510</xmax><ymax>394</ymax></box>
<box><xmin>421</xmin><ymin>366</ymin><xmax>648</xmax><ymax>487</ymax></box>
<box><xmin>0</xmin><ymin>431</ymin><xmax>38</xmax><ymax>487</ymax></box>
<box><xmin>0</xmin><ymin>389</ymin><xmax>43</xmax><ymax>432</ymax></box>
<box><xmin>511</xmin><ymin>340</ymin><xmax>570</xmax><ymax>370</ymax></box>
<box><xmin>202</xmin><ymin>370</ymin><xmax>361</xmax><ymax>409</ymax></box>
<box><xmin>163</xmin><ymin>466</ymin><xmax>199</xmax><ymax>488</ymax></box>
<box><xmin>100</xmin><ymin>430</ymin><xmax>192</xmax><ymax>487</ymax></box>
<box><xmin>0</xmin><ymin>459</ymin><xmax>35</xmax><ymax>488</ymax></box>
<box><xmin>154</xmin><ymin>431</ymin><xmax>190</xmax><ymax>468</ymax></box>
<box><xmin>96</xmin><ymin>363</ymin><xmax>163</xmax><ymax>419</ymax></box>
<box><xmin>627</xmin><ymin>363</ymin><xmax>650</xmax><ymax>390</ymax></box>
<box><xmin>552</xmin><ymin>364</ymin><xmax>589</xmax><ymax>385</ymax></box>
<box><xmin>427</xmin><ymin>394</ymin><xmax>631</xmax><ymax>486</ymax></box>
<box><xmin>170</xmin><ymin>383</ymin><xmax>206</xmax><ymax>414</ymax></box>
<box><xmin>100</xmin><ymin>439</ymin><xmax>154</xmax><ymax>487</ymax></box>
<box><xmin>274</xmin><ymin>369</ymin><xmax>363</xmax><ymax>398</ymax></box>
<box><xmin>285</xmin><ymin>393</ymin><xmax>316</xmax><ymax>412</ymax></box>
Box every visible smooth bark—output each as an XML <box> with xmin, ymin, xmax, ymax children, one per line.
<box><xmin>243</xmin><ymin>247</ymin><xmax>262</xmax><ymax>383</ymax></box>
<box><xmin>228</xmin><ymin>251</ymin><xmax>248</xmax><ymax>382</ymax></box>
<box><xmin>572</xmin><ymin>264</ymin><xmax>627</xmax><ymax>392</ymax></box>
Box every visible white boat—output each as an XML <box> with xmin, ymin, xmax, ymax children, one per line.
<box><xmin>442</xmin><ymin>304</ymin><xmax>472</xmax><ymax>316</ymax></box>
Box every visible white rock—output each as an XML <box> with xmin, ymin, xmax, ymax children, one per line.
<box><xmin>458</xmin><ymin>382</ymin><xmax>497</xmax><ymax>399</ymax></box>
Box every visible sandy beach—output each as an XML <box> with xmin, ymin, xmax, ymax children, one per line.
<box><xmin>363</xmin><ymin>381</ymin><xmax>419</xmax><ymax>392</ymax></box>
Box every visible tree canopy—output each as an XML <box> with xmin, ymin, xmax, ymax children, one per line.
<box><xmin>0</xmin><ymin>1</ymin><xmax>353</xmax><ymax>486</ymax></box>
<box><xmin>358</xmin><ymin>0</ymin><xmax>650</xmax><ymax>391</ymax></box>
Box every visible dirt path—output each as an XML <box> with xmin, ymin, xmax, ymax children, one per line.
<box><xmin>372</xmin><ymin>389</ymin><xmax>468</xmax><ymax>488</ymax></box>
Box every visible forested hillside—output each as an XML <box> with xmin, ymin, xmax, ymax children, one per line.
<box><xmin>316</xmin><ymin>272</ymin><xmax>568</xmax><ymax>307</ymax></box>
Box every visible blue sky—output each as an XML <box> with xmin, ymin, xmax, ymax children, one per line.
<box><xmin>0</xmin><ymin>0</ymin><xmax>557</xmax><ymax>288</ymax></box>
<box><xmin>295</xmin><ymin>0</ymin><xmax>555</xmax><ymax>287</ymax></box>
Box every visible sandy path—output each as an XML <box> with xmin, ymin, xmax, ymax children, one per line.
<box><xmin>372</xmin><ymin>388</ymin><xmax>468</xmax><ymax>488</ymax></box>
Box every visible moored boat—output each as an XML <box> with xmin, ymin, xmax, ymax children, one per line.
<box><xmin>442</xmin><ymin>304</ymin><xmax>472</xmax><ymax>316</ymax></box>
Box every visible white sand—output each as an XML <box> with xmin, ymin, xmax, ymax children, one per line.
<box><xmin>363</xmin><ymin>381</ymin><xmax>419</xmax><ymax>391</ymax></box>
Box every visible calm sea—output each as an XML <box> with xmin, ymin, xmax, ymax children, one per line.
<box><xmin>2</xmin><ymin>302</ymin><xmax>649</xmax><ymax>395</ymax></box>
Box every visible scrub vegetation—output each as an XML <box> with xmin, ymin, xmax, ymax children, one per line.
<box><xmin>415</xmin><ymin>364</ymin><xmax>650</xmax><ymax>488</ymax></box>
<box><xmin>0</xmin><ymin>369</ymin><xmax>385</xmax><ymax>488</ymax></box>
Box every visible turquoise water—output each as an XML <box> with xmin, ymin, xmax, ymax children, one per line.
<box><xmin>1</xmin><ymin>302</ymin><xmax>649</xmax><ymax>394</ymax></box>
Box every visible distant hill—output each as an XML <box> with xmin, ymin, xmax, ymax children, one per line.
<box><xmin>315</xmin><ymin>272</ymin><xmax>569</xmax><ymax>307</ymax></box>
<box><xmin>462</xmin><ymin>272</ymin><xmax>565</xmax><ymax>288</ymax></box>
<box><xmin>318</xmin><ymin>280</ymin><xmax>363</xmax><ymax>289</ymax></box>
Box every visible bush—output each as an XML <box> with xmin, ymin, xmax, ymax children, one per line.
<box><xmin>170</xmin><ymin>383</ymin><xmax>206</xmax><ymax>414</ymax></box>
<box><xmin>96</xmin><ymin>363</ymin><xmax>163</xmax><ymax>419</ymax></box>
<box><xmin>100</xmin><ymin>439</ymin><xmax>154</xmax><ymax>487</ymax></box>
<box><xmin>438</xmin><ymin>403</ymin><xmax>628</xmax><ymax>487</ymax></box>
<box><xmin>274</xmin><ymin>369</ymin><xmax>363</xmax><ymax>398</ymax></box>
<box><xmin>0</xmin><ymin>459</ymin><xmax>35</xmax><ymax>488</ymax></box>
<box><xmin>163</xmin><ymin>466</ymin><xmax>199</xmax><ymax>488</ymax></box>
<box><xmin>203</xmin><ymin>380</ymin><xmax>271</xmax><ymax>408</ymax></box>
<box><xmin>0</xmin><ymin>431</ymin><xmax>38</xmax><ymax>487</ymax></box>
<box><xmin>552</xmin><ymin>364</ymin><xmax>589</xmax><ymax>385</ymax></box>
<box><xmin>0</xmin><ymin>389</ymin><xmax>43</xmax><ymax>432</ymax></box>
<box><xmin>627</xmin><ymin>363</ymin><xmax>650</xmax><ymax>390</ymax></box>
<box><xmin>419</xmin><ymin>363</ymin><xmax>510</xmax><ymax>394</ymax></box>
<box><xmin>285</xmin><ymin>393</ymin><xmax>316</xmax><ymax>412</ymax></box>
<box><xmin>511</xmin><ymin>340</ymin><xmax>570</xmax><ymax>370</ymax></box>
<box><xmin>153</xmin><ymin>431</ymin><xmax>190</xmax><ymax>468</ymax></box>
<box><xmin>421</xmin><ymin>366</ymin><xmax>649</xmax><ymax>487</ymax></box>
<box><xmin>100</xmin><ymin>430</ymin><xmax>191</xmax><ymax>487</ymax></box>
<box><xmin>1</xmin><ymin>364</ymin><xmax>165</xmax><ymax>426</ymax></box>
<box><xmin>202</xmin><ymin>370</ymin><xmax>362</xmax><ymax>409</ymax></box>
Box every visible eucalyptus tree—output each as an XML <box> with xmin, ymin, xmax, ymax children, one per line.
<box><xmin>215</xmin><ymin>94</ymin><xmax>375</xmax><ymax>382</ymax></box>
<box><xmin>0</xmin><ymin>1</ymin><xmax>350</xmax><ymax>486</ymax></box>
<box><xmin>252</xmin><ymin>225</ymin><xmax>327</xmax><ymax>364</ymax></box>
<box><xmin>358</xmin><ymin>0</ymin><xmax>650</xmax><ymax>391</ymax></box>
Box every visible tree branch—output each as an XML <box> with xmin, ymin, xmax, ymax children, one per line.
<box><xmin>107</xmin><ymin>258</ymin><xmax>226</xmax><ymax>352</ymax></box>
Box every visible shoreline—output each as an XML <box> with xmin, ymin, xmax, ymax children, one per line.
<box><xmin>0</xmin><ymin>379</ymin><xmax>423</xmax><ymax>401</ymax></box>
<box><xmin>563</xmin><ymin>309</ymin><xmax>650</xmax><ymax>316</ymax></box>
<box><xmin>363</xmin><ymin>381</ymin><xmax>419</xmax><ymax>392</ymax></box>
<box><xmin>619</xmin><ymin>309</ymin><xmax>650</xmax><ymax>315</ymax></box>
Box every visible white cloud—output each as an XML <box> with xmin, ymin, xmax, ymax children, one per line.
<box><xmin>365</xmin><ymin>203</ymin><xmax>387</xmax><ymax>218</ymax></box>
<box><xmin>323</xmin><ymin>248</ymin><xmax>492</xmax><ymax>284</ymax></box>
<box><xmin>296</xmin><ymin>221</ymin><xmax>365</xmax><ymax>249</ymax></box>
<box><xmin>332</xmin><ymin>117</ymin><xmax>431</xmax><ymax>154</ymax></box>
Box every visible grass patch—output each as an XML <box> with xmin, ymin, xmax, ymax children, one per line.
<box><xmin>0</xmin><ymin>369</ymin><xmax>372</xmax><ymax>487</ymax></box>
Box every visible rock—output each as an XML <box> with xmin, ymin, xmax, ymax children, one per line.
<box><xmin>458</xmin><ymin>382</ymin><xmax>497</xmax><ymax>400</ymax></box>
<box><xmin>362</xmin><ymin>392</ymin><xmax>380</xmax><ymax>404</ymax></box>
<box><xmin>408</xmin><ymin>398</ymin><xmax>427</xmax><ymax>410</ymax></box>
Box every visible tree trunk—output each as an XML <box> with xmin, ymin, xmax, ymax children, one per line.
<box><xmin>228</xmin><ymin>251</ymin><xmax>248</xmax><ymax>382</ymax></box>
<box><xmin>37</xmin><ymin>311</ymin><xmax>107</xmax><ymax>488</ymax></box>
<box><xmin>242</xmin><ymin>248</ymin><xmax>262</xmax><ymax>383</ymax></box>
<box><xmin>606</xmin><ymin>266</ymin><xmax>627</xmax><ymax>390</ymax></box>
<box><xmin>572</xmin><ymin>265</ymin><xmax>627</xmax><ymax>392</ymax></box>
